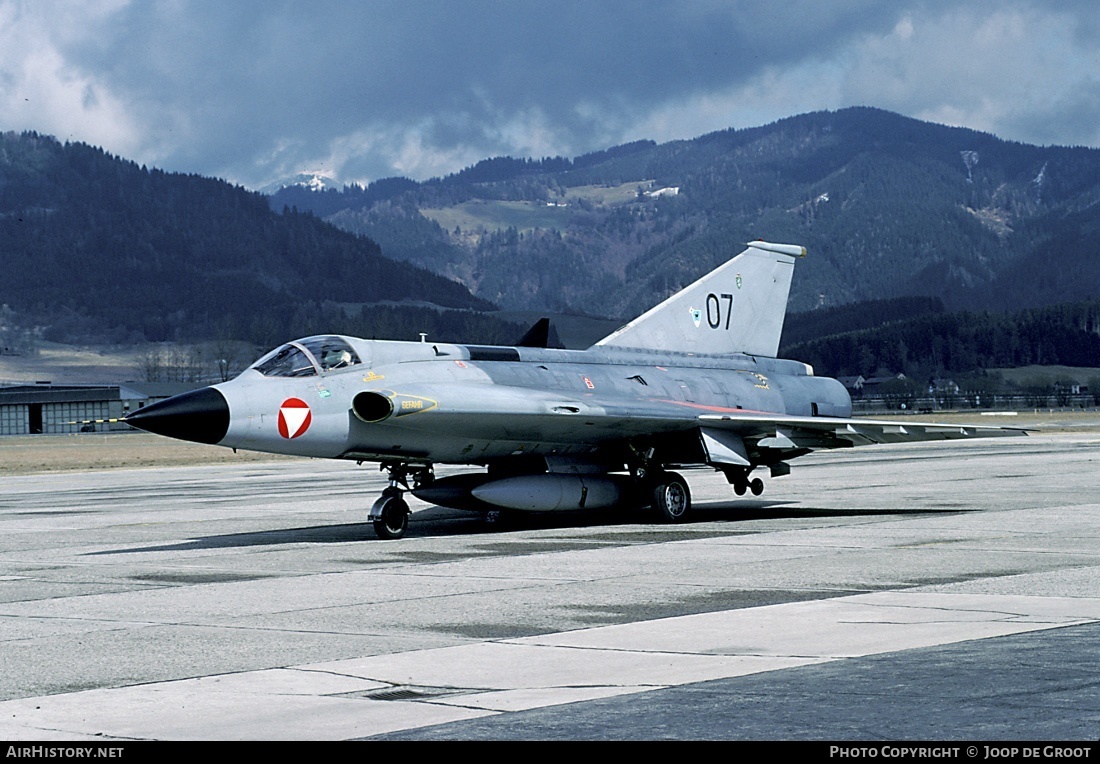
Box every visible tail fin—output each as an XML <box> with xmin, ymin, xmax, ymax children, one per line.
<box><xmin>594</xmin><ymin>241</ymin><xmax>805</xmax><ymax>357</ymax></box>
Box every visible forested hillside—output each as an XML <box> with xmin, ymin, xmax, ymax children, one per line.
<box><xmin>782</xmin><ymin>300</ymin><xmax>1100</xmax><ymax>379</ymax></box>
<box><xmin>0</xmin><ymin>132</ymin><xmax>499</xmax><ymax>346</ymax></box>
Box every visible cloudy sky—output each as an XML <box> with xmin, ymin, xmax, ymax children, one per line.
<box><xmin>3</xmin><ymin>0</ymin><xmax>1099</xmax><ymax>190</ymax></box>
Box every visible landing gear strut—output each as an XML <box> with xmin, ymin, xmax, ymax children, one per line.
<box><xmin>628</xmin><ymin>445</ymin><xmax>694</xmax><ymax>523</ymax></box>
<box><xmin>368</xmin><ymin>462</ymin><xmax>433</xmax><ymax>540</ymax></box>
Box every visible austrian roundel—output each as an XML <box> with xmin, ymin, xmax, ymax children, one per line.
<box><xmin>277</xmin><ymin>398</ymin><xmax>312</xmax><ymax>439</ymax></box>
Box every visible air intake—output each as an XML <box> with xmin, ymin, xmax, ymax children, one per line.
<box><xmin>352</xmin><ymin>391</ymin><xmax>393</xmax><ymax>423</ymax></box>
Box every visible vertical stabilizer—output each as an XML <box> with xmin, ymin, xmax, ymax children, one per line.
<box><xmin>594</xmin><ymin>241</ymin><xmax>804</xmax><ymax>357</ymax></box>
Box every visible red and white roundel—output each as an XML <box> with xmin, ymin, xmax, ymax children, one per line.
<box><xmin>277</xmin><ymin>398</ymin><xmax>312</xmax><ymax>439</ymax></box>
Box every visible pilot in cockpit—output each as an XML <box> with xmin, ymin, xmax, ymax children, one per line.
<box><xmin>322</xmin><ymin>347</ymin><xmax>353</xmax><ymax>370</ymax></box>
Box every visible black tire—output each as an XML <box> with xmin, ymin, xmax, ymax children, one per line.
<box><xmin>372</xmin><ymin>495</ymin><xmax>409</xmax><ymax>540</ymax></box>
<box><xmin>651</xmin><ymin>471</ymin><xmax>691</xmax><ymax>522</ymax></box>
<box><xmin>749</xmin><ymin>477</ymin><xmax>764</xmax><ymax>496</ymax></box>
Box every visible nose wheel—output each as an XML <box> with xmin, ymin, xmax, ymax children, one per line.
<box><xmin>370</xmin><ymin>490</ymin><xmax>409</xmax><ymax>540</ymax></box>
<box><xmin>367</xmin><ymin>462</ymin><xmax>433</xmax><ymax>540</ymax></box>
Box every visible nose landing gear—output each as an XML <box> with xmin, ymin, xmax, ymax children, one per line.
<box><xmin>368</xmin><ymin>462</ymin><xmax>433</xmax><ymax>540</ymax></box>
<box><xmin>370</xmin><ymin>489</ymin><xmax>409</xmax><ymax>540</ymax></box>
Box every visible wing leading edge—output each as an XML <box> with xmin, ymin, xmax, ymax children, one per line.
<box><xmin>697</xmin><ymin>412</ymin><xmax>1028</xmax><ymax>453</ymax></box>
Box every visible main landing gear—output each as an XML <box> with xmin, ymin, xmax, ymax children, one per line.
<box><xmin>639</xmin><ymin>456</ymin><xmax>767</xmax><ymax>525</ymax></box>
<box><xmin>368</xmin><ymin>462</ymin><xmax>433</xmax><ymax>540</ymax></box>
<box><xmin>631</xmin><ymin>451</ymin><xmax>693</xmax><ymax>523</ymax></box>
<box><xmin>650</xmin><ymin>470</ymin><xmax>691</xmax><ymax>522</ymax></box>
<box><xmin>646</xmin><ymin>466</ymin><xmax>766</xmax><ymax>524</ymax></box>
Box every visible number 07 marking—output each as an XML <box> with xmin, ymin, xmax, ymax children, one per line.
<box><xmin>705</xmin><ymin>293</ymin><xmax>734</xmax><ymax>330</ymax></box>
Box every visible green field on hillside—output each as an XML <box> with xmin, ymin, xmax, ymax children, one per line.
<box><xmin>421</xmin><ymin>181</ymin><xmax>652</xmax><ymax>235</ymax></box>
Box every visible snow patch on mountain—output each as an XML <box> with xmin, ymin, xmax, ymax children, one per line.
<box><xmin>259</xmin><ymin>172</ymin><xmax>340</xmax><ymax>195</ymax></box>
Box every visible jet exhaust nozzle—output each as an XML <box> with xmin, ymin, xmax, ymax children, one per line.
<box><xmin>124</xmin><ymin>386</ymin><xmax>230</xmax><ymax>445</ymax></box>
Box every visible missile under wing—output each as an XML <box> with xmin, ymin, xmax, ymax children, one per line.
<box><xmin>125</xmin><ymin>241</ymin><xmax>1026</xmax><ymax>539</ymax></box>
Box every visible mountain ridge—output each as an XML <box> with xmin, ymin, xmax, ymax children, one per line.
<box><xmin>0</xmin><ymin>131</ymin><xmax>501</xmax><ymax>347</ymax></box>
<box><xmin>272</xmin><ymin>106</ymin><xmax>1100</xmax><ymax>319</ymax></box>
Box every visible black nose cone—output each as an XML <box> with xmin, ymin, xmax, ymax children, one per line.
<box><xmin>125</xmin><ymin>387</ymin><xmax>230</xmax><ymax>445</ymax></box>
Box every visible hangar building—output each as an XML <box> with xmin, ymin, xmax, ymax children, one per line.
<box><xmin>0</xmin><ymin>383</ymin><xmax>193</xmax><ymax>436</ymax></box>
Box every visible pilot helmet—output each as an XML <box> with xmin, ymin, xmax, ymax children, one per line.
<box><xmin>323</xmin><ymin>347</ymin><xmax>352</xmax><ymax>368</ymax></box>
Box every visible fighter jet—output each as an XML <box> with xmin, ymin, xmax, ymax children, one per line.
<box><xmin>125</xmin><ymin>241</ymin><xmax>1026</xmax><ymax>539</ymax></box>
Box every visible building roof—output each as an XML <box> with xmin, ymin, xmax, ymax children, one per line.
<box><xmin>0</xmin><ymin>382</ymin><xmax>199</xmax><ymax>405</ymax></box>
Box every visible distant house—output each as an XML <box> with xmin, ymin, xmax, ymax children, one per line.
<box><xmin>1056</xmin><ymin>382</ymin><xmax>1088</xmax><ymax>396</ymax></box>
<box><xmin>859</xmin><ymin>373</ymin><xmax>908</xmax><ymax>395</ymax></box>
<box><xmin>0</xmin><ymin>382</ymin><xmax>197</xmax><ymax>436</ymax></box>
<box><xmin>645</xmin><ymin>186</ymin><xmax>680</xmax><ymax>199</ymax></box>
<box><xmin>863</xmin><ymin>372</ymin><xmax>906</xmax><ymax>385</ymax></box>
<box><xmin>930</xmin><ymin>378</ymin><xmax>960</xmax><ymax>395</ymax></box>
<box><xmin>838</xmin><ymin>375</ymin><xmax>866</xmax><ymax>395</ymax></box>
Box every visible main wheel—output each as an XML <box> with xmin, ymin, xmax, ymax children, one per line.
<box><xmin>651</xmin><ymin>471</ymin><xmax>691</xmax><ymax>522</ymax></box>
<box><xmin>371</xmin><ymin>495</ymin><xmax>409</xmax><ymax>540</ymax></box>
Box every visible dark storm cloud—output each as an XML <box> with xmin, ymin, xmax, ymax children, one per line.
<box><xmin>3</xmin><ymin>1</ymin><xmax>1099</xmax><ymax>188</ymax></box>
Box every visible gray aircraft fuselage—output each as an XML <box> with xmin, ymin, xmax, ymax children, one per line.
<box><xmin>206</xmin><ymin>339</ymin><xmax>851</xmax><ymax>466</ymax></box>
<box><xmin>125</xmin><ymin>242</ymin><xmax>1023</xmax><ymax>538</ymax></box>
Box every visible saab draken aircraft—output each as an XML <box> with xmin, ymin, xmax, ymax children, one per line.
<box><xmin>125</xmin><ymin>241</ymin><xmax>1026</xmax><ymax>539</ymax></box>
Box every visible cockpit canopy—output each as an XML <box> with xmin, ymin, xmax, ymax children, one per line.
<box><xmin>252</xmin><ymin>335</ymin><xmax>363</xmax><ymax>378</ymax></box>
